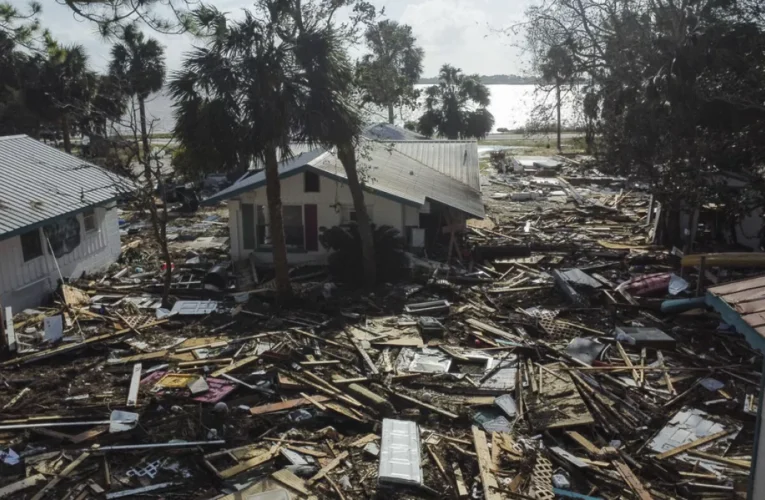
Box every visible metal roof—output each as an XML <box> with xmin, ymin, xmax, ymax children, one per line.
<box><xmin>203</xmin><ymin>140</ymin><xmax>485</xmax><ymax>218</ymax></box>
<box><xmin>383</xmin><ymin>140</ymin><xmax>480</xmax><ymax>191</ymax></box>
<box><xmin>0</xmin><ymin>135</ymin><xmax>134</xmax><ymax>240</ymax></box>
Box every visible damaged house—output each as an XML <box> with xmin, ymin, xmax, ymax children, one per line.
<box><xmin>0</xmin><ymin>135</ymin><xmax>133</xmax><ymax>311</ymax></box>
<box><xmin>203</xmin><ymin>134</ymin><xmax>485</xmax><ymax>264</ymax></box>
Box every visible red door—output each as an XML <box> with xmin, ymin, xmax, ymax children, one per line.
<box><xmin>304</xmin><ymin>204</ymin><xmax>318</xmax><ymax>251</ymax></box>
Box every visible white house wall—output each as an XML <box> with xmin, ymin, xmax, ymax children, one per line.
<box><xmin>228</xmin><ymin>173</ymin><xmax>412</xmax><ymax>264</ymax></box>
<box><xmin>0</xmin><ymin>204</ymin><xmax>122</xmax><ymax>312</ymax></box>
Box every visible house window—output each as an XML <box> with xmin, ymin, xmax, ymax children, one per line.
<box><xmin>21</xmin><ymin>229</ymin><xmax>43</xmax><ymax>261</ymax></box>
<box><xmin>83</xmin><ymin>209</ymin><xmax>97</xmax><ymax>233</ymax></box>
<box><xmin>241</xmin><ymin>203</ymin><xmax>255</xmax><ymax>250</ymax></box>
<box><xmin>343</xmin><ymin>205</ymin><xmax>373</xmax><ymax>224</ymax></box>
<box><xmin>283</xmin><ymin>205</ymin><xmax>304</xmax><ymax>249</ymax></box>
<box><xmin>255</xmin><ymin>205</ymin><xmax>304</xmax><ymax>250</ymax></box>
<box><xmin>304</xmin><ymin>171</ymin><xmax>320</xmax><ymax>193</ymax></box>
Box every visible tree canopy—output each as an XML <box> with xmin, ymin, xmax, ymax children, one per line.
<box><xmin>416</xmin><ymin>64</ymin><xmax>494</xmax><ymax>139</ymax></box>
<box><xmin>357</xmin><ymin>20</ymin><xmax>423</xmax><ymax>124</ymax></box>
<box><xmin>524</xmin><ymin>0</ymin><xmax>765</xmax><ymax>218</ymax></box>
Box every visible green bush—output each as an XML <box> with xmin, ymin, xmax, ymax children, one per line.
<box><xmin>319</xmin><ymin>223</ymin><xmax>409</xmax><ymax>285</ymax></box>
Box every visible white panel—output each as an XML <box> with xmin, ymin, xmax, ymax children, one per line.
<box><xmin>378</xmin><ymin>418</ymin><xmax>422</xmax><ymax>486</ymax></box>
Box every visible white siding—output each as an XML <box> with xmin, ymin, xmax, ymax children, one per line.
<box><xmin>0</xmin><ymin>205</ymin><xmax>122</xmax><ymax>311</ymax></box>
<box><xmin>228</xmin><ymin>173</ymin><xmax>412</xmax><ymax>264</ymax></box>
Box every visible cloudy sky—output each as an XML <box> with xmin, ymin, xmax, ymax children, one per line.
<box><xmin>12</xmin><ymin>0</ymin><xmax>534</xmax><ymax>76</ymax></box>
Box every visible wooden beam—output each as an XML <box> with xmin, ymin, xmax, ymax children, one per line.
<box><xmin>249</xmin><ymin>395</ymin><xmax>331</xmax><ymax>416</ymax></box>
<box><xmin>612</xmin><ymin>459</ymin><xmax>653</xmax><ymax>500</ymax></box>
<box><xmin>393</xmin><ymin>392</ymin><xmax>458</xmax><ymax>419</ymax></box>
<box><xmin>210</xmin><ymin>355</ymin><xmax>259</xmax><ymax>378</ymax></box>
<box><xmin>31</xmin><ymin>450</ymin><xmax>92</xmax><ymax>500</ymax></box>
<box><xmin>0</xmin><ymin>474</ymin><xmax>45</xmax><ymax>498</ymax></box>
<box><xmin>655</xmin><ymin>429</ymin><xmax>735</xmax><ymax>460</ymax></box>
<box><xmin>307</xmin><ymin>450</ymin><xmax>349</xmax><ymax>485</ymax></box>
<box><xmin>472</xmin><ymin>426</ymin><xmax>501</xmax><ymax>500</ymax></box>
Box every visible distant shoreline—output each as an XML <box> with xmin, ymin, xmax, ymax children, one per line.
<box><xmin>418</xmin><ymin>76</ymin><xmax>539</xmax><ymax>85</ymax></box>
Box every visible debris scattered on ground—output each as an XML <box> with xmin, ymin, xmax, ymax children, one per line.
<box><xmin>0</xmin><ymin>159</ymin><xmax>761</xmax><ymax>499</ymax></box>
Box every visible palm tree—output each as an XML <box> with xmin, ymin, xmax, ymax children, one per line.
<box><xmin>172</xmin><ymin>3</ymin><xmax>377</xmax><ymax>296</ymax></box>
<box><xmin>417</xmin><ymin>64</ymin><xmax>494</xmax><ymax>139</ymax></box>
<box><xmin>27</xmin><ymin>40</ymin><xmax>93</xmax><ymax>152</ymax></box>
<box><xmin>109</xmin><ymin>25</ymin><xmax>170</xmax><ymax>305</ymax></box>
<box><xmin>108</xmin><ymin>23</ymin><xmax>165</xmax><ymax>161</ymax></box>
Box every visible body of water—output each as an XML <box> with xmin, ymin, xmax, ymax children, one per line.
<box><xmin>142</xmin><ymin>84</ymin><xmax>580</xmax><ymax>134</ymax></box>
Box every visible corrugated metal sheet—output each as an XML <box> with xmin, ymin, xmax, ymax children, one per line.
<box><xmin>0</xmin><ymin>135</ymin><xmax>134</xmax><ymax>239</ymax></box>
<box><xmin>386</xmin><ymin>141</ymin><xmax>480</xmax><ymax>191</ymax></box>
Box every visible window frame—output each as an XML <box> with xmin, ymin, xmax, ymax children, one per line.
<box><xmin>20</xmin><ymin>229</ymin><xmax>43</xmax><ymax>262</ymax></box>
<box><xmin>83</xmin><ymin>208</ymin><xmax>97</xmax><ymax>233</ymax></box>
<box><xmin>255</xmin><ymin>204</ymin><xmax>306</xmax><ymax>252</ymax></box>
<box><xmin>304</xmin><ymin>171</ymin><xmax>320</xmax><ymax>193</ymax></box>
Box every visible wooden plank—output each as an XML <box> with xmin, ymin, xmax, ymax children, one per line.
<box><xmin>565</xmin><ymin>431</ymin><xmax>602</xmax><ymax>457</ymax></box>
<box><xmin>70</xmin><ymin>425</ymin><xmax>108</xmax><ymax>444</ymax></box>
<box><xmin>736</xmin><ymin>298</ymin><xmax>765</xmax><ymax>315</ymax></box>
<box><xmin>612</xmin><ymin>459</ymin><xmax>653</xmax><ymax>500</ymax></box>
<box><xmin>452</xmin><ymin>462</ymin><xmax>469</xmax><ymax>498</ymax></box>
<box><xmin>344</xmin><ymin>330</ymin><xmax>379</xmax><ymax>375</ymax></box>
<box><xmin>350</xmin><ymin>434</ymin><xmax>378</xmax><ymax>448</ymax></box>
<box><xmin>250</xmin><ymin>395</ymin><xmax>331</xmax><ymax>415</ymax></box>
<box><xmin>126</xmin><ymin>363</ymin><xmax>142</xmax><ymax>407</ymax></box>
<box><xmin>218</xmin><ymin>446</ymin><xmax>279</xmax><ymax>479</ymax></box>
<box><xmin>178</xmin><ymin>358</ymin><xmax>233</xmax><ymax>368</ymax></box>
<box><xmin>708</xmin><ymin>275</ymin><xmax>765</xmax><ymax>296</ymax></box>
<box><xmin>0</xmin><ymin>474</ymin><xmax>45</xmax><ymax>498</ymax></box>
<box><xmin>210</xmin><ymin>354</ymin><xmax>260</xmax><ymax>377</ymax></box>
<box><xmin>426</xmin><ymin>444</ymin><xmax>448</xmax><ymax>481</ymax></box>
<box><xmin>466</xmin><ymin>318</ymin><xmax>521</xmax><ymax>342</ymax></box>
<box><xmin>719</xmin><ymin>286</ymin><xmax>765</xmax><ymax>305</ymax></box>
<box><xmin>272</xmin><ymin>468</ymin><xmax>311</xmax><ymax>496</ymax></box>
<box><xmin>686</xmin><ymin>450</ymin><xmax>751</xmax><ymax>468</ymax></box>
<box><xmin>307</xmin><ymin>450</ymin><xmax>349</xmax><ymax>485</ymax></box>
<box><xmin>393</xmin><ymin>392</ymin><xmax>458</xmax><ymax>419</ymax></box>
<box><xmin>744</xmin><ymin>312</ymin><xmax>765</xmax><ymax>328</ymax></box>
<box><xmin>655</xmin><ymin>429</ymin><xmax>734</xmax><ymax>460</ymax></box>
<box><xmin>615</xmin><ymin>342</ymin><xmax>639</xmax><ymax>383</ymax></box>
<box><xmin>31</xmin><ymin>451</ymin><xmax>91</xmax><ymax>500</ymax></box>
<box><xmin>472</xmin><ymin>426</ymin><xmax>501</xmax><ymax>500</ymax></box>
<box><xmin>300</xmin><ymin>392</ymin><xmax>328</xmax><ymax>411</ymax></box>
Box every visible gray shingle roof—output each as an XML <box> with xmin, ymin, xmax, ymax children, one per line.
<box><xmin>203</xmin><ymin>140</ymin><xmax>484</xmax><ymax>219</ymax></box>
<box><xmin>0</xmin><ymin>135</ymin><xmax>134</xmax><ymax>240</ymax></box>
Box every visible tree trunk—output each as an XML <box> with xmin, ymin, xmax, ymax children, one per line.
<box><xmin>387</xmin><ymin>103</ymin><xmax>395</xmax><ymax>125</ymax></box>
<box><xmin>264</xmin><ymin>146</ymin><xmax>292</xmax><ymax>299</ymax></box>
<box><xmin>338</xmin><ymin>141</ymin><xmax>376</xmax><ymax>287</ymax></box>
<box><xmin>556</xmin><ymin>82</ymin><xmax>562</xmax><ymax>153</ymax></box>
<box><xmin>61</xmin><ymin>114</ymin><xmax>71</xmax><ymax>153</ymax></box>
<box><xmin>138</xmin><ymin>97</ymin><xmax>172</xmax><ymax>307</ymax></box>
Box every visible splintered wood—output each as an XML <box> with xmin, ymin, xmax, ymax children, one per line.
<box><xmin>527</xmin><ymin>362</ymin><xmax>594</xmax><ymax>430</ymax></box>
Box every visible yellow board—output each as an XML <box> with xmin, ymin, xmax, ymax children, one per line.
<box><xmin>155</xmin><ymin>373</ymin><xmax>196</xmax><ymax>388</ymax></box>
<box><xmin>598</xmin><ymin>240</ymin><xmax>653</xmax><ymax>250</ymax></box>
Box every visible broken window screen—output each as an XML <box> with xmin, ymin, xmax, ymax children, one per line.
<box><xmin>83</xmin><ymin>209</ymin><xmax>97</xmax><ymax>232</ymax></box>
<box><xmin>283</xmin><ymin>205</ymin><xmax>304</xmax><ymax>249</ymax></box>
<box><xmin>21</xmin><ymin>229</ymin><xmax>43</xmax><ymax>261</ymax></box>
<box><xmin>241</xmin><ymin>203</ymin><xmax>255</xmax><ymax>250</ymax></box>
<box><xmin>304</xmin><ymin>171</ymin><xmax>320</xmax><ymax>192</ymax></box>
